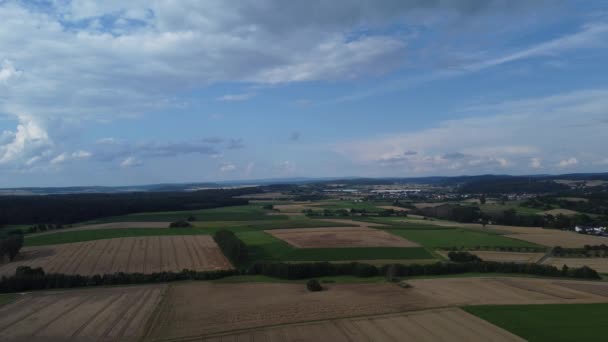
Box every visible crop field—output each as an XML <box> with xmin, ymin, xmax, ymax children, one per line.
<box><xmin>144</xmin><ymin>282</ymin><xmax>438</xmax><ymax>339</ymax></box>
<box><xmin>543</xmin><ymin>257</ymin><xmax>608</xmax><ymax>273</ymax></box>
<box><xmin>144</xmin><ymin>277</ymin><xmax>608</xmax><ymax>340</ymax></box>
<box><xmin>504</xmin><ymin>230</ymin><xmax>608</xmax><ymax>248</ymax></box>
<box><xmin>407</xmin><ymin>277</ymin><xmax>608</xmax><ymax>306</ymax></box>
<box><xmin>388</xmin><ymin>228</ymin><xmax>540</xmax><ymax>249</ymax></box>
<box><xmin>465</xmin><ymin>303</ymin><xmax>608</xmax><ymax>342</ymax></box>
<box><xmin>1</xmin><ymin>236</ymin><xmax>232</xmax><ymax>276</ymax></box>
<box><xmin>438</xmin><ymin>250</ymin><xmax>545</xmax><ymax>263</ymax></box>
<box><xmin>267</xmin><ymin>227</ymin><xmax>419</xmax><ymax>248</ymax></box>
<box><xmin>237</xmin><ymin>230</ymin><xmax>433</xmax><ymax>261</ymax></box>
<box><xmin>0</xmin><ymin>285</ymin><xmax>165</xmax><ymax>341</ymax></box>
<box><xmin>199</xmin><ymin>308</ymin><xmax>524</xmax><ymax>342</ymax></box>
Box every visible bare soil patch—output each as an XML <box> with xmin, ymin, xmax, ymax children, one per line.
<box><xmin>437</xmin><ymin>250</ymin><xmax>544</xmax><ymax>263</ymax></box>
<box><xmin>539</xmin><ymin>208</ymin><xmax>579</xmax><ymax>216</ymax></box>
<box><xmin>543</xmin><ymin>257</ymin><xmax>608</xmax><ymax>273</ymax></box>
<box><xmin>267</xmin><ymin>227</ymin><xmax>419</xmax><ymax>248</ymax></box>
<box><xmin>0</xmin><ymin>236</ymin><xmax>232</xmax><ymax>276</ymax></box>
<box><xmin>377</xmin><ymin>205</ymin><xmax>411</xmax><ymax>212</ymax></box>
<box><xmin>555</xmin><ymin>282</ymin><xmax>608</xmax><ymax>297</ymax></box>
<box><xmin>0</xmin><ymin>284</ymin><xmax>165</xmax><ymax>341</ymax></box>
<box><xmin>198</xmin><ymin>308</ymin><xmax>523</xmax><ymax>342</ymax></box>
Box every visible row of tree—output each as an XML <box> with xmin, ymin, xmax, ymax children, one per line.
<box><xmin>0</xmin><ymin>259</ymin><xmax>600</xmax><ymax>293</ymax></box>
<box><xmin>213</xmin><ymin>230</ymin><xmax>249</xmax><ymax>266</ymax></box>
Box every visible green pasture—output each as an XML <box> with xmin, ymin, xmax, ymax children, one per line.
<box><xmin>388</xmin><ymin>228</ymin><xmax>540</xmax><ymax>249</ymax></box>
<box><xmin>464</xmin><ymin>303</ymin><xmax>608</xmax><ymax>342</ymax></box>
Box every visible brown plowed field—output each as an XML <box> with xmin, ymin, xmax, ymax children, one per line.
<box><xmin>543</xmin><ymin>257</ymin><xmax>608</xmax><ymax>273</ymax></box>
<box><xmin>144</xmin><ymin>277</ymin><xmax>608</xmax><ymax>340</ymax></box>
<box><xmin>196</xmin><ymin>308</ymin><xmax>523</xmax><ymax>342</ymax></box>
<box><xmin>0</xmin><ymin>285</ymin><xmax>165</xmax><ymax>342</ymax></box>
<box><xmin>437</xmin><ymin>250</ymin><xmax>545</xmax><ymax>263</ymax></box>
<box><xmin>267</xmin><ymin>226</ymin><xmax>418</xmax><ymax>248</ymax></box>
<box><xmin>0</xmin><ymin>236</ymin><xmax>232</xmax><ymax>276</ymax></box>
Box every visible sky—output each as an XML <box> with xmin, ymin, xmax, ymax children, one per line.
<box><xmin>1</xmin><ymin>0</ymin><xmax>608</xmax><ymax>187</ymax></box>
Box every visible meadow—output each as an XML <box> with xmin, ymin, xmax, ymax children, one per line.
<box><xmin>386</xmin><ymin>228</ymin><xmax>542</xmax><ymax>249</ymax></box>
<box><xmin>464</xmin><ymin>303</ymin><xmax>608</xmax><ymax>342</ymax></box>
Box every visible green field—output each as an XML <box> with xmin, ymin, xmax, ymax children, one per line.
<box><xmin>388</xmin><ymin>228</ymin><xmax>540</xmax><ymax>249</ymax></box>
<box><xmin>311</xmin><ymin>200</ymin><xmax>392</xmax><ymax>213</ymax></box>
<box><xmin>464</xmin><ymin>303</ymin><xmax>608</xmax><ymax>342</ymax></box>
<box><xmin>237</xmin><ymin>231</ymin><xmax>434</xmax><ymax>262</ymax></box>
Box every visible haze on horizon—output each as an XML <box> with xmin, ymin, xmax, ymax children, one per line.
<box><xmin>1</xmin><ymin>1</ymin><xmax>607</xmax><ymax>187</ymax></box>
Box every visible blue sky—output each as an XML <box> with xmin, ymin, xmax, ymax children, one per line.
<box><xmin>1</xmin><ymin>1</ymin><xmax>607</xmax><ymax>187</ymax></box>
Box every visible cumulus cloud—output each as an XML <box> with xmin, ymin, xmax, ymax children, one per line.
<box><xmin>0</xmin><ymin>114</ymin><xmax>52</xmax><ymax>166</ymax></box>
<box><xmin>530</xmin><ymin>157</ymin><xmax>542</xmax><ymax>169</ymax></box>
<box><xmin>50</xmin><ymin>150</ymin><xmax>92</xmax><ymax>165</ymax></box>
<box><xmin>335</xmin><ymin>89</ymin><xmax>608</xmax><ymax>174</ymax></box>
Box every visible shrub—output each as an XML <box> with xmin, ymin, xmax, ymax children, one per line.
<box><xmin>186</xmin><ymin>215</ymin><xmax>196</xmax><ymax>222</ymax></box>
<box><xmin>169</xmin><ymin>220</ymin><xmax>192</xmax><ymax>228</ymax></box>
<box><xmin>306</xmin><ymin>279</ymin><xmax>322</xmax><ymax>292</ymax></box>
<box><xmin>448</xmin><ymin>251</ymin><xmax>482</xmax><ymax>263</ymax></box>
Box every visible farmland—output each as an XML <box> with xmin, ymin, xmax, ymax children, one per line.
<box><xmin>465</xmin><ymin>303</ymin><xmax>608</xmax><ymax>342</ymax></box>
<box><xmin>388</xmin><ymin>228</ymin><xmax>541</xmax><ymax>249</ymax></box>
<box><xmin>0</xmin><ymin>285</ymin><xmax>165</xmax><ymax>341</ymax></box>
<box><xmin>1</xmin><ymin>236</ymin><xmax>232</xmax><ymax>276</ymax></box>
<box><xmin>267</xmin><ymin>226</ymin><xmax>419</xmax><ymax>248</ymax></box>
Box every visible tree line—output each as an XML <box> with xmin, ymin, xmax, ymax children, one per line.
<box><xmin>0</xmin><ymin>188</ymin><xmax>257</xmax><ymax>225</ymax></box>
<box><xmin>0</xmin><ymin>259</ymin><xmax>600</xmax><ymax>293</ymax></box>
<box><xmin>213</xmin><ymin>230</ymin><xmax>249</xmax><ymax>266</ymax></box>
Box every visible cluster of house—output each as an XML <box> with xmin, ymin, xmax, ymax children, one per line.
<box><xmin>574</xmin><ymin>225</ymin><xmax>607</xmax><ymax>236</ymax></box>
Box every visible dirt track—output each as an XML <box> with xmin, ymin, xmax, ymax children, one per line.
<box><xmin>267</xmin><ymin>227</ymin><xmax>419</xmax><ymax>248</ymax></box>
<box><xmin>0</xmin><ymin>284</ymin><xmax>165</xmax><ymax>342</ymax></box>
<box><xmin>197</xmin><ymin>308</ymin><xmax>524</xmax><ymax>342</ymax></box>
<box><xmin>144</xmin><ymin>277</ymin><xmax>608</xmax><ymax>340</ymax></box>
<box><xmin>0</xmin><ymin>236</ymin><xmax>232</xmax><ymax>276</ymax></box>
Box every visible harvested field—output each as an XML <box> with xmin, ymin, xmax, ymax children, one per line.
<box><xmin>196</xmin><ymin>308</ymin><xmax>524</xmax><ymax>342</ymax></box>
<box><xmin>0</xmin><ymin>236</ymin><xmax>231</xmax><ymax>276</ymax></box>
<box><xmin>267</xmin><ymin>227</ymin><xmax>419</xmax><ymax>248</ymax></box>
<box><xmin>0</xmin><ymin>285</ymin><xmax>165</xmax><ymax>342</ymax></box>
<box><xmin>145</xmin><ymin>282</ymin><xmax>440</xmax><ymax>339</ymax></box>
<box><xmin>31</xmin><ymin>222</ymin><xmax>170</xmax><ymax>236</ymax></box>
<box><xmin>274</xmin><ymin>202</ymin><xmax>316</xmax><ymax>213</ymax></box>
<box><xmin>504</xmin><ymin>230</ymin><xmax>608</xmax><ymax>248</ymax></box>
<box><xmin>438</xmin><ymin>250</ymin><xmax>545</xmax><ymax>263</ymax></box>
<box><xmin>407</xmin><ymin>277</ymin><xmax>608</xmax><ymax>306</ymax></box>
<box><xmin>539</xmin><ymin>208</ymin><xmax>579</xmax><ymax>216</ymax></box>
<box><xmin>543</xmin><ymin>257</ymin><xmax>608</xmax><ymax>273</ymax></box>
<box><xmin>377</xmin><ymin>205</ymin><xmax>411</xmax><ymax>211</ymax></box>
<box><xmin>145</xmin><ymin>277</ymin><xmax>608</xmax><ymax>340</ymax></box>
<box><xmin>316</xmin><ymin>218</ymin><xmax>387</xmax><ymax>228</ymax></box>
<box><xmin>414</xmin><ymin>202</ymin><xmax>448</xmax><ymax>209</ymax></box>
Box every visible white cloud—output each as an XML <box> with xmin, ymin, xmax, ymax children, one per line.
<box><xmin>0</xmin><ymin>60</ymin><xmax>20</xmax><ymax>83</ymax></box>
<box><xmin>220</xmin><ymin>163</ymin><xmax>237</xmax><ymax>172</ymax></box>
<box><xmin>558</xmin><ymin>157</ymin><xmax>578</xmax><ymax>168</ymax></box>
<box><xmin>530</xmin><ymin>157</ymin><xmax>542</xmax><ymax>169</ymax></box>
<box><xmin>277</xmin><ymin>161</ymin><xmax>296</xmax><ymax>174</ymax></box>
<box><xmin>217</xmin><ymin>93</ymin><xmax>255</xmax><ymax>102</ymax></box>
<box><xmin>120</xmin><ymin>156</ymin><xmax>142</xmax><ymax>168</ymax></box>
<box><xmin>50</xmin><ymin>150</ymin><xmax>92</xmax><ymax>165</ymax></box>
<box><xmin>335</xmin><ymin>89</ymin><xmax>608</xmax><ymax>174</ymax></box>
<box><xmin>244</xmin><ymin>162</ymin><xmax>255</xmax><ymax>177</ymax></box>
<box><xmin>0</xmin><ymin>114</ymin><xmax>52</xmax><ymax>166</ymax></box>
